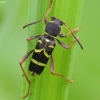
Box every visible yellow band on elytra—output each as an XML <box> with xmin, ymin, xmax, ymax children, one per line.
<box><xmin>31</xmin><ymin>58</ymin><xmax>46</xmax><ymax>67</ymax></box>
<box><xmin>35</xmin><ymin>48</ymin><xmax>50</xmax><ymax>58</ymax></box>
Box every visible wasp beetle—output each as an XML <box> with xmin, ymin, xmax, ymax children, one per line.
<box><xmin>19</xmin><ymin>0</ymin><xmax>83</xmax><ymax>98</ymax></box>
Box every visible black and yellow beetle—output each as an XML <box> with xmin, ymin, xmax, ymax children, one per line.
<box><xmin>19</xmin><ymin>0</ymin><xmax>83</xmax><ymax>98</ymax></box>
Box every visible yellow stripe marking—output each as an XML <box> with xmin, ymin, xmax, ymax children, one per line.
<box><xmin>44</xmin><ymin>49</ymin><xmax>50</xmax><ymax>58</ymax></box>
<box><xmin>29</xmin><ymin>71</ymin><xmax>39</xmax><ymax>76</ymax></box>
<box><xmin>31</xmin><ymin>58</ymin><xmax>46</xmax><ymax>66</ymax></box>
<box><xmin>35</xmin><ymin>49</ymin><xmax>43</xmax><ymax>53</ymax></box>
<box><xmin>35</xmin><ymin>49</ymin><xmax>50</xmax><ymax>58</ymax></box>
<box><xmin>34</xmin><ymin>72</ymin><xmax>39</xmax><ymax>76</ymax></box>
<box><xmin>59</xmin><ymin>25</ymin><xmax>62</xmax><ymax>28</ymax></box>
<box><xmin>38</xmin><ymin>40</ymin><xmax>42</xmax><ymax>43</ymax></box>
<box><xmin>49</xmin><ymin>45</ymin><xmax>54</xmax><ymax>48</ymax></box>
<box><xmin>46</xmin><ymin>39</ymin><xmax>50</xmax><ymax>42</ymax></box>
<box><xmin>29</xmin><ymin>71</ymin><xmax>33</xmax><ymax>75</ymax></box>
<box><xmin>45</xmin><ymin>32</ymin><xmax>55</xmax><ymax>38</ymax></box>
<box><xmin>50</xmin><ymin>21</ymin><xmax>54</xmax><ymax>23</ymax></box>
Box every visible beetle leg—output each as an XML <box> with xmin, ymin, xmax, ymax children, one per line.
<box><xmin>19</xmin><ymin>50</ymin><xmax>34</xmax><ymax>98</ymax></box>
<box><xmin>62</xmin><ymin>23</ymin><xmax>83</xmax><ymax>49</ymax></box>
<box><xmin>26</xmin><ymin>35</ymin><xmax>40</xmax><ymax>41</ymax></box>
<box><xmin>56</xmin><ymin>37</ymin><xmax>79</xmax><ymax>50</ymax></box>
<box><xmin>59</xmin><ymin>27</ymin><xmax>80</xmax><ymax>38</ymax></box>
<box><xmin>50</xmin><ymin>55</ymin><xmax>73</xmax><ymax>83</ymax></box>
<box><xmin>44</xmin><ymin>0</ymin><xmax>54</xmax><ymax>18</ymax></box>
<box><xmin>44</xmin><ymin>0</ymin><xmax>54</xmax><ymax>24</ymax></box>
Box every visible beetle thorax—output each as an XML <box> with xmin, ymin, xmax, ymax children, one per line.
<box><xmin>45</xmin><ymin>22</ymin><xmax>61</xmax><ymax>37</ymax></box>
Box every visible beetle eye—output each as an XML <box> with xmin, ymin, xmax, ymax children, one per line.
<box><xmin>60</xmin><ymin>21</ymin><xmax>63</xmax><ymax>25</ymax></box>
<box><xmin>51</xmin><ymin>17</ymin><xmax>56</xmax><ymax>21</ymax></box>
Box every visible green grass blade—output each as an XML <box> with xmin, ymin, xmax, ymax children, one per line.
<box><xmin>21</xmin><ymin>0</ymin><xmax>84</xmax><ymax>100</ymax></box>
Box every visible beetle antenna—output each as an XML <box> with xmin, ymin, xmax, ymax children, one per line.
<box><xmin>23</xmin><ymin>19</ymin><xmax>44</xmax><ymax>29</ymax></box>
<box><xmin>63</xmin><ymin>23</ymin><xmax>83</xmax><ymax>49</ymax></box>
<box><xmin>23</xmin><ymin>17</ymin><xmax>51</xmax><ymax>29</ymax></box>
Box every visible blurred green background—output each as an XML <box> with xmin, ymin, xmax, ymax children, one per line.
<box><xmin>0</xmin><ymin>0</ymin><xmax>100</xmax><ymax>100</ymax></box>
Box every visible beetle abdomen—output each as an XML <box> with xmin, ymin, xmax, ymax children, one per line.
<box><xmin>29</xmin><ymin>35</ymin><xmax>56</xmax><ymax>75</ymax></box>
